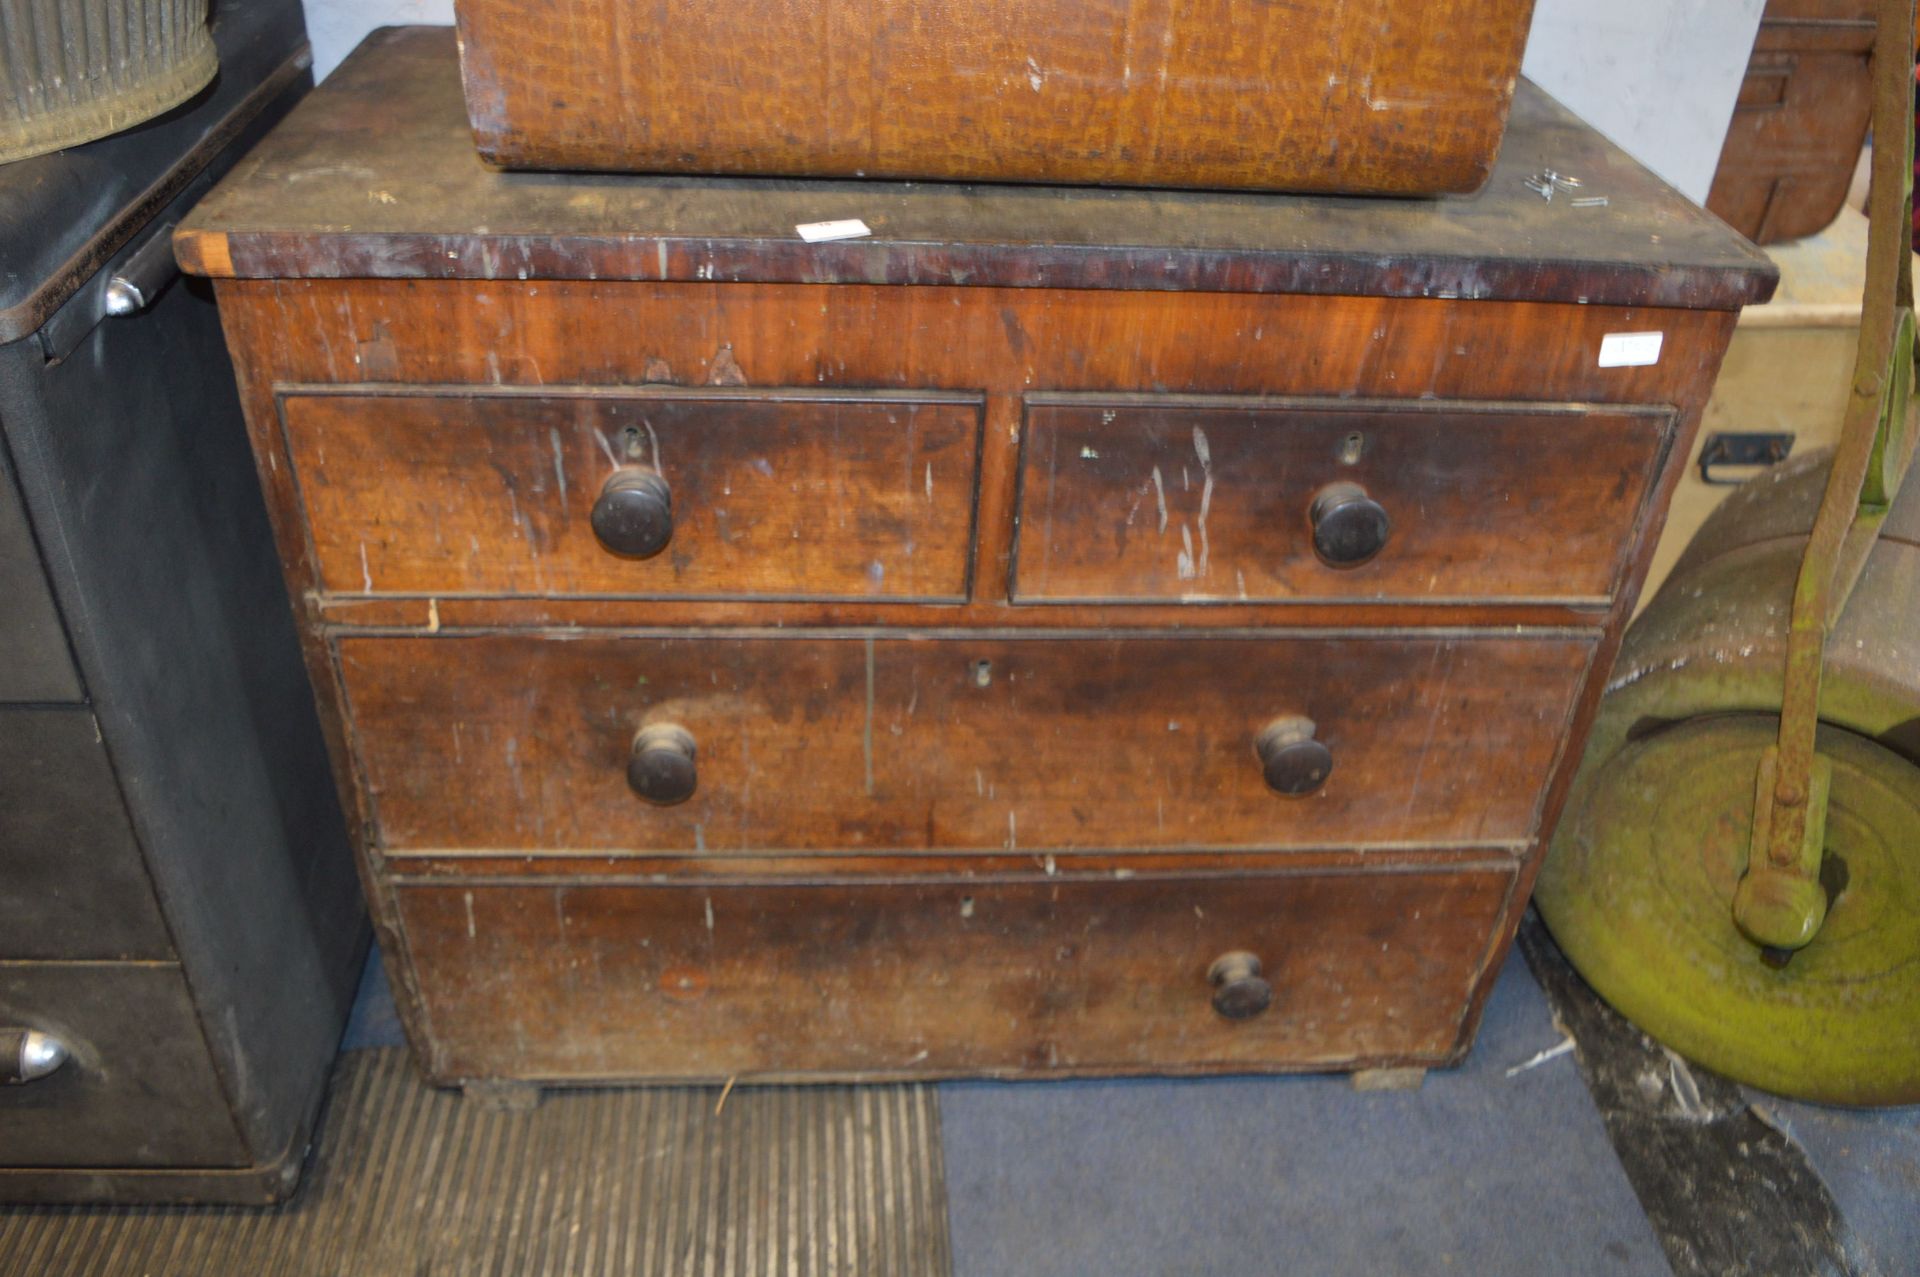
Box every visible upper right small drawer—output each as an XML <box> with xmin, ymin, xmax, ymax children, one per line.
<box><xmin>1011</xmin><ymin>398</ymin><xmax>1672</xmax><ymax>608</ymax></box>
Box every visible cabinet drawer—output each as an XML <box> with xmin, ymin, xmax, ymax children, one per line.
<box><xmin>0</xmin><ymin>964</ymin><xmax>246</xmax><ymax>1167</ymax></box>
<box><xmin>395</xmin><ymin>864</ymin><xmax>1514</xmax><ymax>1080</ymax></box>
<box><xmin>0</xmin><ymin>468</ymin><xmax>81</xmax><ymax>703</ymax></box>
<box><xmin>279</xmin><ymin>388</ymin><xmax>982</xmax><ymax>601</ymax></box>
<box><xmin>0</xmin><ymin>709</ymin><xmax>174</xmax><ymax>961</ymax></box>
<box><xmin>340</xmin><ymin>632</ymin><xmax>1592</xmax><ymax>855</ymax></box>
<box><xmin>1012</xmin><ymin>398</ymin><xmax>1670</xmax><ymax>606</ymax></box>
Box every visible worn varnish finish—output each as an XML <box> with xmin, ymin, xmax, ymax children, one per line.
<box><xmin>451</xmin><ymin>0</ymin><xmax>1536</xmax><ymax>194</ymax></box>
<box><xmin>281</xmin><ymin>388</ymin><xmax>982</xmax><ymax>601</ymax></box>
<box><xmin>1013</xmin><ymin>399</ymin><xmax>1669</xmax><ymax>605</ymax></box>
<box><xmin>337</xmin><ymin>632</ymin><xmax>1593</xmax><ymax>855</ymax></box>
<box><xmin>394</xmin><ymin>867</ymin><xmax>1517</xmax><ymax>1081</ymax></box>
<box><xmin>174</xmin><ymin>30</ymin><xmax>1775</xmax><ymax>311</ymax></box>
<box><xmin>179</xmin><ymin>27</ymin><xmax>1775</xmax><ymax>1085</ymax></box>
<box><xmin>1705</xmin><ymin>0</ymin><xmax>1877</xmax><ymax>244</ymax></box>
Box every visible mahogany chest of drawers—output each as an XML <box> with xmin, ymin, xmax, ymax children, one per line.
<box><xmin>177</xmin><ymin>27</ymin><xmax>1775</xmax><ymax>1088</ymax></box>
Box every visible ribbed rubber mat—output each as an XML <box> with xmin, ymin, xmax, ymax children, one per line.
<box><xmin>0</xmin><ymin>1048</ymin><xmax>952</xmax><ymax>1276</ymax></box>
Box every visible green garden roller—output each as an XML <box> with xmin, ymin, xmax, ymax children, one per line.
<box><xmin>1535</xmin><ymin>0</ymin><xmax>1920</xmax><ymax>1106</ymax></box>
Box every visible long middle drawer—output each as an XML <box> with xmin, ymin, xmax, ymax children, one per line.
<box><xmin>339</xmin><ymin>632</ymin><xmax>1594</xmax><ymax>855</ymax></box>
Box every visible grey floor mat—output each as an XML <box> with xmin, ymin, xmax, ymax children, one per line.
<box><xmin>0</xmin><ymin>1048</ymin><xmax>951</xmax><ymax>1276</ymax></box>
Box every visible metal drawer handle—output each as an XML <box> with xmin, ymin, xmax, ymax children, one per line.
<box><xmin>2</xmin><ymin>1029</ymin><xmax>70</xmax><ymax>1084</ymax></box>
<box><xmin>1257</xmin><ymin>716</ymin><xmax>1333</xmax><ymax>797</ymax></box>
<box><xmin>104</xmin><ymin>222</ymin><xmax>180</xmax><ymax>317</ymax></box>
<box><xmin>591</xmin><ymin>467</ymin><xmax>674</xmax><ymax>559</ymax></box>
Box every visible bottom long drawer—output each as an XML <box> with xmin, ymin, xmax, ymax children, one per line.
<box><xmin>392</xmin><ymin>864</ymin><xmax>1515</xmax><ymax>1082</ymax></box>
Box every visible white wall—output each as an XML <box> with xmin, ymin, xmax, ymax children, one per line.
<box><xmin>308</xmin><ymin>0</ymin><xmax>449</xmax><ymax>81</ymax></box>
<box><xmin>1523</xmin><ymin>0</ymin><xmax>1766</xmax><ymax>204</ymax></box>
<box><xmin>303</xmin><ymin>0</ymin><xmax>1765</xmax><ymax>206</ymax></box>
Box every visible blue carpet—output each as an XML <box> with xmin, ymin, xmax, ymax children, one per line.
<box><xmin>939</xmin><ymin>952</ymin><xmax>1666</xmax><ymax>1277</ymax></box>
<box><xmin>340</xmin><ymin>942</ymin><xmax>405</xmax><ymax>1050</ymax></box>
<box><xmin>1744</xmin><ymin>1093</ymin><xmax>1920</xmax><ymax>1277</ymax></box>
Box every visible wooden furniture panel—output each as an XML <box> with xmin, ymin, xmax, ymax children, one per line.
<box><xmin>217</xmin><ymin>281</ymin><xmax>1736</xmax><ymax>638</ymax></box>
<box><xmin>281</xmin><ymin>388</ymin><xmax>981</xmax><ymax>601</ymax></box>
<box><xmin>339</xmin><ymin>632</ymin><xmax>1593</xmax><ymax>856</ymax></box>
<box><xmin>394</xmin><ymin>865</ymin><xmax>1516</xmax><ymax>1081</ymax></box>
<box><xmin>1705</xmin><ymin>0</ymin><xmax>1875</xmax><ymax>244</ymax></box>
<box><xmin>230</xmin><ymin>283</ymin><xmax>1735</xmax><ymax>409</ymax></box>
<box><xmin>174</xmin><ymin>32</ymin><xmax>1775</xmax><ymax>312</ymax></box>
<box><xmin>452</xmin><ymin>0</ymin><xmax>1536</xmax><ymax>194</ymax></box>
<box><xmin>1013</xmin><ymin>398</ymin><xmax>1670</xmax><ymax>606</ymax></box>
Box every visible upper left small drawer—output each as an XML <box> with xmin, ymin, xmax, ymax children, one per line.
<box><xmin>277</xmin><ymin>388</ymin><xmax>984</xmax><ymax>602</ymax></box>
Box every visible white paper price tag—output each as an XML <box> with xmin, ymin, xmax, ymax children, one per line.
<box><xmin>1597</xmin><ymin>331</ymin><xmax>1664</xmax><ymax>368</ymax></box>
<box><xmin>796</xmin><ymin>219</ymin><xmax>872</xmax><ymax>243</ymax></box>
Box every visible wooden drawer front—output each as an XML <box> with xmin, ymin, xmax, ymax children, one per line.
<box><xmin>340</xmin><ymin>632</ymin><xmax>1591</xmax><ymax>855</ymax></box>
<box><xmin>1012</xmin><ymin>399</ymin><xmax>1670</xmax><ymax>606</ymax></box>
<box><xmin>0</xmin><ymin>964</ymin><xmax>246</xmax><ymax>1167</ymax></box>
<box><xmin>395</xmin><ymin>866</ymin><xmax>1514</xmax><ymax>1080</ymax></box>
<box><xmin>280</xmin><ymin>389</ymin><xmax>982</xmax><ymax>601</ymax></box>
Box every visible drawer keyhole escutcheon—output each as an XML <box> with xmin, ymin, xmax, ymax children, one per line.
<box><xmin>1257</xmin><ymin>716</ymin><xmax>1333</xmax><ymax>797</ymax></box>
<box><xmin>1309</xmin><ymin>480</ymin><xmax>1390</xmax><ymax>568</ymax></box>
<box><xmin>591</xmin><ymin>466</ymin><xmax>674</xmax><ymax>559</ymax></box>
<box><xmin>628</xmin><ymin>723</ymin><xmax>698</xmax><ymax>806</ymax></box>
<box><xmin>1208</xmin><ymin>951</ymin><xmax>1273</xmax><ymax>1020</ymax></box>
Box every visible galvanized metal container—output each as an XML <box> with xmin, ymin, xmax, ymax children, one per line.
<box><xmin>0</xmin><ymin>0</ymin><xmax>218</xmax><ymax>165</ymax></box>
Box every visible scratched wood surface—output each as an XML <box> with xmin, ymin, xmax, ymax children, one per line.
<box><xmin>178</xmin><ymin>28</ymin><xmax>1772</xmax><ymax>1082</ymax></box>
<box><xmin>394</xmin><ymin>866</ymin><xmax>1517</xmax><ymax>1081</ymax></box>
<box><xmin>280</xmin><ymin>389</ymin><xmax>982</xmax><ymax>601</ymax></box>
<box><xmin>215</xmin><ymin>278</ymin><xmax>1739</xmax><ymax>634</ymax></box>
<box><xmin>451</xmin><ymin>0</ymin><xmax>1535</xmax><ymax>193</ymax></box>
<box><xmin>1703</xmin><ymin>0</ymin><xmax>1875</xmax><ymax>244</ymax></box>
<box><xmin>174</xmin><ymin>28</ymin><xmax>1777</xmax><ymax>311</ymax></box>
<box><xmin>202</xmin><ymin>276</ymin><xmax>1738</xmax><ymax>1080</ymax></box>
<box><xmin>1013</xmin><ymin>399</ymin><xmax>1669</xmax><ymax>606</ymax></box>
<box><xmin>336</xmin><ymin>632</ymin><xmax>1593</xmax><ymax>855</ymax></box>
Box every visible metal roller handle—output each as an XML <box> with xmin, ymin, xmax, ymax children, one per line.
<box><xmin>104</xmin><ymin>223</ymin><xmax>181</xmax><ymax>317</ymax></box>
<box><xmin>2</xmin><ymin>1029</ymin><xmax>71</xmax><ymax>1084</ymax></box>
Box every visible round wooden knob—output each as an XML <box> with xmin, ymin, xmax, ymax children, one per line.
<box><xmin>1208</xmin><ymin>951</ymin><xmax>1273</xmax><ymax>1020</ymax></box>
<box><xmin>1310</xmin><ymin>481</ymin><xmax>1390</xmax><ymax>567</ymax></box>
<box><xmin>627</xmin><ymin>723</ymin><xmax>697</xmax><ymax>805</ymax></box>
<box><xmin>591</xmin><ymin>468</ymin><xmax>673</xmax><ymax>559</ymax></box>
<box><xmin>1257</xmin><ymin>717</ymin><xmax>1332</xmax><ymax>797</ymax></box>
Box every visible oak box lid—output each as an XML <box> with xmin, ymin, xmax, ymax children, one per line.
<box><xmin>176</xmin><ymin>25</ymin><xmax>1777</xmax><ymax>312</ymax></box>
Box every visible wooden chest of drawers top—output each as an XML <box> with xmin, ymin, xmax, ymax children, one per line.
<box><xmin>176</xmin><ymin>28</ymin><xmax>1775</xmax><ymax>1085</ymax></box>
<box><xmin>180</xmin><ymin>28</ymin><xmax>1773</xmax><ymax>308</ymax></box>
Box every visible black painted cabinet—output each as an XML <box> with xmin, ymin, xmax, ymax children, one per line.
<box><xmin>0</xmin><ymin>0</ymin><xmax>368</xmax><ymax>1204</ymax></box>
